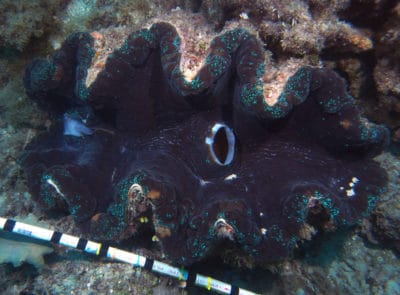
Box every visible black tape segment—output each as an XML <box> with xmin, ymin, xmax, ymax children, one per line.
<box><xmin>77</xmin><ymin>238</ymin><xmax>88</xmax><ymax>251</ymax></box>
<box><xmin>98</xmin><ymin>244</ymin><xmax>109</xmax><ymax>257</ymax></box>
<box><xmin>144</xmin><ymin>258</ymin><xmax>154</xmax><ymax>271</ymax></box>
<box><xmin>186</xmin><ymin>272</ymin><xmax>196</xmax><ymax>288</ymax></box>
<box><xmin>230</xmin><ymin>285</ymin><xmax>239</xmax><ymax>295</ymax></box>
<box><xmin>50</xmin><ymin>231</ymin><xmax>62</xmax><ymax>243</ymax></box>
<box><xmin>3</xmin><ymin>219</ymin><xmax>16</xmax><ymax>232</ymax></box>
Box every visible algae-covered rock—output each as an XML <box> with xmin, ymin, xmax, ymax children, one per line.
<box><xmin>0</xmin><ymin>0</ymin><xmax>65</xmax><ymax>51</ymax></box>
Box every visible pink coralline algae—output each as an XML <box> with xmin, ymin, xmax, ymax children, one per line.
<box><xmin>21</xmin><ymin>22</ymin><xmax>388</xmax><ymax>265</ymax></box>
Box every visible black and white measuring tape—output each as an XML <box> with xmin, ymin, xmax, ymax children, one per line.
<box><xmin>0</xmin><ymin>217</ymin><xmax>259</xmax><ymax>295</ymax></box>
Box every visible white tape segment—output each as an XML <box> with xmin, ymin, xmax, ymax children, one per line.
<box><xmin>195</xmin><ymin>274</ymin><xmax>232</xmax><ymax>294</ymax></box>
<box><xmin>59</xmin><ymin>233</ymin><xmax>80</xmax><ymax>248</ymax></box>
<box><xmin>152</xmin><ymin>261</ymin><xmax>188</xmax><ymax>280</ymax></box>
<box><xmin>0</xmin><ymin>217</ymin><xmax>7</xmax><ymax>229</ymax></box>
<box><xmin>13</xmin><ymin>221</ymin><xmax>53</xmax><ymax>241</ymax></box>
<box><xmin>106</xmin><ymin>247</ymin><xmax>146</xmax><ymax>267</ymax></box>
<box><xmin>84</xmin><ymin>240</ymin><xmax>101</xmax><ymax>255</ymax></box>
<box><xmin>239</xmin><ymin>288</ymin><xmax>262</xmax><ymax>295</ymax></box>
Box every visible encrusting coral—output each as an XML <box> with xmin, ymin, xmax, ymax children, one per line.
<box><xmin>197</xmin><ymin>0</ymin><xmax>374</xmax><ymax>55</ymax></box>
